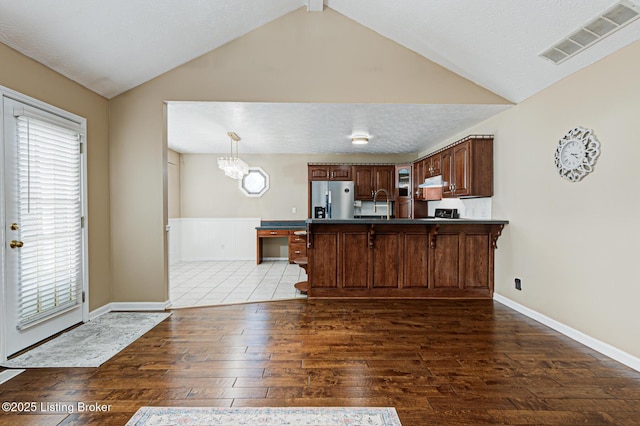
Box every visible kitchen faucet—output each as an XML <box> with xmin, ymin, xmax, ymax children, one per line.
<box><xmin>373</xmin><ymin>188</ymin><xmax>390</xmax><ymax>220</ymax></box>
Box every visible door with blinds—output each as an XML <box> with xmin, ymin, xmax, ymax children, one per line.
<box><xmin>2</xmin><ymin>95</ymin><xmax>87</xmax><ymax>357</ymax></box>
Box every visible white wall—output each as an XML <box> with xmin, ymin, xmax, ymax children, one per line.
<box><xmin>169</xmin><ymin>218</ymin><xmax>260</xmax><ymax>262</ymax></box>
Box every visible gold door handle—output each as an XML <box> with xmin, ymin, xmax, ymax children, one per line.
<box><xmin>10</xmin><ymin>240</ymin><xmax>24</xmax><ymax>249</ymax></box>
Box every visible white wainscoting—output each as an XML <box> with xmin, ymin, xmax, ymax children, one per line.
<box><xmin>168</xmin><ymin>218</ymin><xmax>260</xmax><ymax>262</ymax></box>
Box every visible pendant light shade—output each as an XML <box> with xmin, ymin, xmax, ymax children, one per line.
<box><xmin>218</xmin><ymin>132</ymin><xmax>249</xmax><ymax>179</ymax></box>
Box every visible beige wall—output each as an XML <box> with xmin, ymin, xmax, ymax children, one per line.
<box><xmin>0</xmin><ymin>43</ymin><xmax>111</xmax><ymax>311</ymax></box>
<box><xmin>167</xmin><ymin>149</ymin><xmax>181</xmax><ymax>219</ymax></box>
<box><xmin>428</xmin><ymin>40</ymin><xmax>640</xmax><ymax>358</ymax></box>
<box><xmin>180</xmin><ymin>153</ymin><xmax>413</xmax><ymax>219</ymax></box>
<box><xmin>109</xmin><ymin>7</ymin><xmax>509</xmax><ymax>303</ymax></box>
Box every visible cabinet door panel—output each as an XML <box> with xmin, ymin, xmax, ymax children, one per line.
<box><xmin>396</xmin><ymin>164</ymin><xmax>411</xmax><ymax>199</ymax></box>
<box><xmin>397</xmin><ymin>199</ymin><xmax>412</xmax><ymax>219</ymax></box>
<box><xmin>431</xmin><ymin>154</ymin><xmax>442</xmax><ymax>176</ymax></box>
<box><xmin>353</xmin><ymin>166</ymin><xmax>373</xmax><ymax>199</ymax></box>
<box><xmin>310</xmin><ymin>234</ymin><xmax>338</xmax><ymax>288</ymax></box>
<box><xmin>372</xmin><ymin>233</ymin><xmax>401</xmax><ymax>288</ymax></box>
<box><xmin>309</xmin><ymin>165</ymin><xmax>329</xmax><ymax>180</ymax></box>
<box><xmin>413</xmin><ymin>160</ymin><xmax>423</xmax><ymax>199</ymax></box>
<box><xmin>341</xmin><ymin>232</ymin><xmax>369</xmax><ymax>288</ymax></box>
<box><xmin>403</xmin><ymin>233</ymin><xmax>429</xmax><ymax>288</ymax></box>
<box><xmin>331</xmin><ymin>165</ymin><xmax>352</xmax><ymax>180</ymax></box>
<box><xmin>453</xmin><ymin>142</ymin><xmax>470</xmax><ymax>196</ymax></box>
<box><xmin>440</xmin><ymin>149</ymin><xmax>453</xmax><ymax>197</ymax></box>
<box><xmin>463</xmin><ymin>234</ymin><xmax>490</xmax><ymax>289</ymax></box>
<box><xmin>375</xmin><ymin>166</ymin><xmax>394</xmax><ymax>198</ymax></box>
<box><xmin>433</xmin><ymin>234</ymin><xmax>459</xmax><ymax>288</ymax></box>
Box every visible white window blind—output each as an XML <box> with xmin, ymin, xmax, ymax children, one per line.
<box><xmin>15</xmin><ymin>114</ymin><xmax>83</xmax><ymax>329</ymax></box>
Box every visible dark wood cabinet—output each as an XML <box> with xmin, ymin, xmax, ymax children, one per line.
<box><xmin>425</xmin><ymin>154</ymin><xmax>442</xmax><ymax>177</ymax></box>
<box><xmin>307</xmin><ymin>222</ymin><xmax>504</xmax><ymax>299</ymax></box>
<box><xmin>257</xmin><ymin>228</ymin><xmax>306</xmax><ymax>264</ymax></box>
<box><xmin>353</xmin><ymin>166</ymin><xmax>374</xmax><ymax>199</ymax></box>
<box><xmin>412</xmin><ymin>159</ymin><xmax>425</xmax><ymax>200</ymax></box>
<box><xmin>440</xmin><ymin>148</ymin><xmax>454</xmax><ymax>197</ymax></box>
<box><xmin>396</xmin><ymin>199</ymin><xmax>412</xmax><ymax>219</ymax></box>
<box><xmin>395</xmin><ymin>164</ymin><xmax>412</xmax><ymax>219</ymax></box>
<box><xmin>432</xmin><ymin>226</ymin><xmax>493</xmax><ymax>295</ymax></box>
<box><xmin>308</xmin><ymin>164</ymin><xmax>352</xmax><ymax>181</ymax></box>
<box><xmin>440</xmin><ymin>137</ymin><xmax>493</xmax><ymax>198</ymax></box>
<box><xmin>287</xmin><ymin>232</ymin><xmax>307</xmax><ymax>263</ymax></box>
<box><xmin>352</xmin><ymin>165</ymin><xmax>395</xmax><ymax>200</ymax></box>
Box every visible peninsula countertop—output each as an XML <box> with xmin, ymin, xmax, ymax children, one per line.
<box><xmin>306</xmin><ymin>218</ymin><xmax>509</xmax><ymax>225</ymax></box>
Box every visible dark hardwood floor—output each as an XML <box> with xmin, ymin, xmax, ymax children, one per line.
<box><xmin>1</xmin><ymin>299</ymin><xmax>640</xmax><ymax>425</ymax></box>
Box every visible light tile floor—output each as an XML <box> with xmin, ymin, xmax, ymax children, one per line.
<box><xmin>169</xmin><ymin>260</ymin><xmax>307</xmax><ymax>308</ymax></box>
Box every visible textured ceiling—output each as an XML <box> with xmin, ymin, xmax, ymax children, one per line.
<box><xmin>2</xmin><ymin>1</ymin><xmax>639</xmax><ymax>154</ymax></box>
<box><xmin>0</xmin><ymin>0</ymin><xmax>302</xmax><ymax>98</ymax></box>
<box><xmin>168</xmin><ymin>102</ymin><xmax>511</xmax><ymax>154</ymax></box>
<box><xmin>327</xmin><ymin>0</ymin><xmax>640</xmax><ymax>103</ymax></box>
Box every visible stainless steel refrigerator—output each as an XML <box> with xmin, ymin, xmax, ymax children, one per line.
<box><xmin>310</xmin><ymin>181</ymin><xmax>355</xmax><ymax>219</ymax></box>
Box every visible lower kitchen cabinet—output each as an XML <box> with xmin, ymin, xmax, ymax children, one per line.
<box><xmin>307</xmin><ymin>221</ymin><xmax>505</xmax><ymax>299</ymax></box>
<box><xmin>288</xmin><ymin>233</ymin><xmax>307</xmax><ymax>263</ymax></box>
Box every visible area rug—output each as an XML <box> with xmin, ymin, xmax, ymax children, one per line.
<box><xmin>1</xmin><ymin>312</ymin><xmax>170</xmax><ymax>368</ymax></box>
<box><xmin>126</xmin><ymin>407</ymin><xmax>402</xmax><ymax>426</ymax></box>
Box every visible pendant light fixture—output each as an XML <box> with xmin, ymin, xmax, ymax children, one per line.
<box><xmin>217</xmin><ymin>132</ymin><xmax>249</xmax><ymax>179</ymax></box>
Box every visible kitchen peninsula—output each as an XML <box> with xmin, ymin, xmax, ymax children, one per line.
<box><xmin>305</xmin><ymin>218</ymin><xmax>508</xmax><ymax>299</ymax></box>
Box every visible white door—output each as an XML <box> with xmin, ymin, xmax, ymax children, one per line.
<box><xmin>2</xmin><ymin>95</ymin><xmax>87</xmax><ymax>357</ymax></box>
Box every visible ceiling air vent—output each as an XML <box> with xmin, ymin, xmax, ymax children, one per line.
<box><xmin>540</xmin><ymin>0</ymin><xmax>640</xmax><ymax>64</ymax></box>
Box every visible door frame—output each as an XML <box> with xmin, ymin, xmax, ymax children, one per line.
<box><xmin>0</xmin><ymin>85</ymin><xmax>89</xmax><ymax>362</ymax></box>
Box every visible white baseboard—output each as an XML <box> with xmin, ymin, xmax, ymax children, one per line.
<box><xmin>180</xmin><ymin>256</ymin><xmax>254</xmax><ymax>262</ymax></box>
<box><xmin>494</xmin><ymin>293</ymin><xmax>640</xmax><ymax>372</ymax></box>
<box><xmin>0</xmin><ymin>369</ymin><xmax>25</xmax><ymax>385</ymax></box>
<box><xmin>89</xmin><ymin>301</ymin><xmax>171</xmax><ymax>320</ymax></box>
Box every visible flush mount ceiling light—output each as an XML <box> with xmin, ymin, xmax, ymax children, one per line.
<box><xmin>540</xmin><ymin>0</ymin><xmax>640</xmax><ymax>64</ymax></box>
<box><xmin>217</xmin><ymin>132</ymin><xmax>249</xmax><ymax>179</ymax></box>
<box><xmin>351</xmin><ymin>134</ymin><xmax>369</xmax><ymax>145</ymax></box>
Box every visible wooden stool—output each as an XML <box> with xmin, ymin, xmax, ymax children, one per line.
<box><xmin>293</xmin><ymin>256</ymin><xmax>309</xmax><ymax>294</ymax></box>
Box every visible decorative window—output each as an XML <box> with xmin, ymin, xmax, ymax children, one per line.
<box><xmin>239</xmin><ymin>167</ymin><xmax>269</xmax><ymax>197</ymax></box>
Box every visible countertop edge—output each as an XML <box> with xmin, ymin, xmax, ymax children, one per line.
<box><xmin>306</xmin><ymin>218</ymin><xmax>509</xmax><ymax>225</ymax></box>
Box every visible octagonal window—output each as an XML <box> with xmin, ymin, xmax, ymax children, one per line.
<box><xmin>240</xmin><ymin>167</ymin><xmax>269</xmax><ymax>197</ymax></box>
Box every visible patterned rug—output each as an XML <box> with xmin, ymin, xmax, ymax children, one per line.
<box><xmin>1</xmin><ymin>312</ymin><xmax>170</xmax><ymax>368</ymax></box>
<box><xmin>126</xmin><ymin>407</ymin><xmax>402</xmax><ymax>425</ymax></box>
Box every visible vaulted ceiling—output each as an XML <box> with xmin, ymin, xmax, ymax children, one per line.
<box><xmin>2</xmin><ymin>0</ymin><xmax>639</xmax><ymax>154</ymax></box>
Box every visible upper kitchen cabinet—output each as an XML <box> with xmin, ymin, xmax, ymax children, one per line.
<box><xmin>308</xmin><ymin>164</ymin><xmax>352</xmax><ymax>181</ymax></box>
<box><xmin>396</xmin><ymin>164</ymin><xmax>412</xmax><ymax>219</ymax></box>
<box><xmin>353</xmin><ymin>165</ymin><xmax>395</xmax><ymax>200</ymax></box>
<box><xmin>425</xmin><ymin>154</ymin><xmax>442</xmax><ymax>178</ymax></box>
<box><xmin>395</xmin><ymin>164</ymin><xmax>411</xmax><ymax>199</ymax></box>
<box><xmin>440</xmin><ymin>136</ymin><xmax>493</xmax><ymax>198</ymax></box>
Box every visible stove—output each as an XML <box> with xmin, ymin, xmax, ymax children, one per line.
<box><xmin>433</xmin><ymin>208</ymin><xmax>459</xmax><ymax>219</ymax></box>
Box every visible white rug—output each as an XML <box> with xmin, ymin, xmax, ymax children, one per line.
<box><xmin>1</xmin><ymin>312</ymin><xmax>170</xmax><ymax>368</ymax></box>
<box><xmin>126</xmin><ymin>407</ymin><xmax>402</xmax><ymax>426</ymax></box>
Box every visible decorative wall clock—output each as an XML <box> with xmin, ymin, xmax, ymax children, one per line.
<box><xmin>554</xmin><ymin>126</ymin><xmax>601</xmax><ymax>182</ymax></box>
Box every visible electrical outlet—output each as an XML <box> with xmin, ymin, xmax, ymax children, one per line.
<box><xmin>515</xmin><ymin>278</ymin><xmax>522</xmax><ymax>291</ymax></box>
<box><xmin>292</xmin><ymin>207</ymin><xmax>297</xmax><ymax>213</ymax></box>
